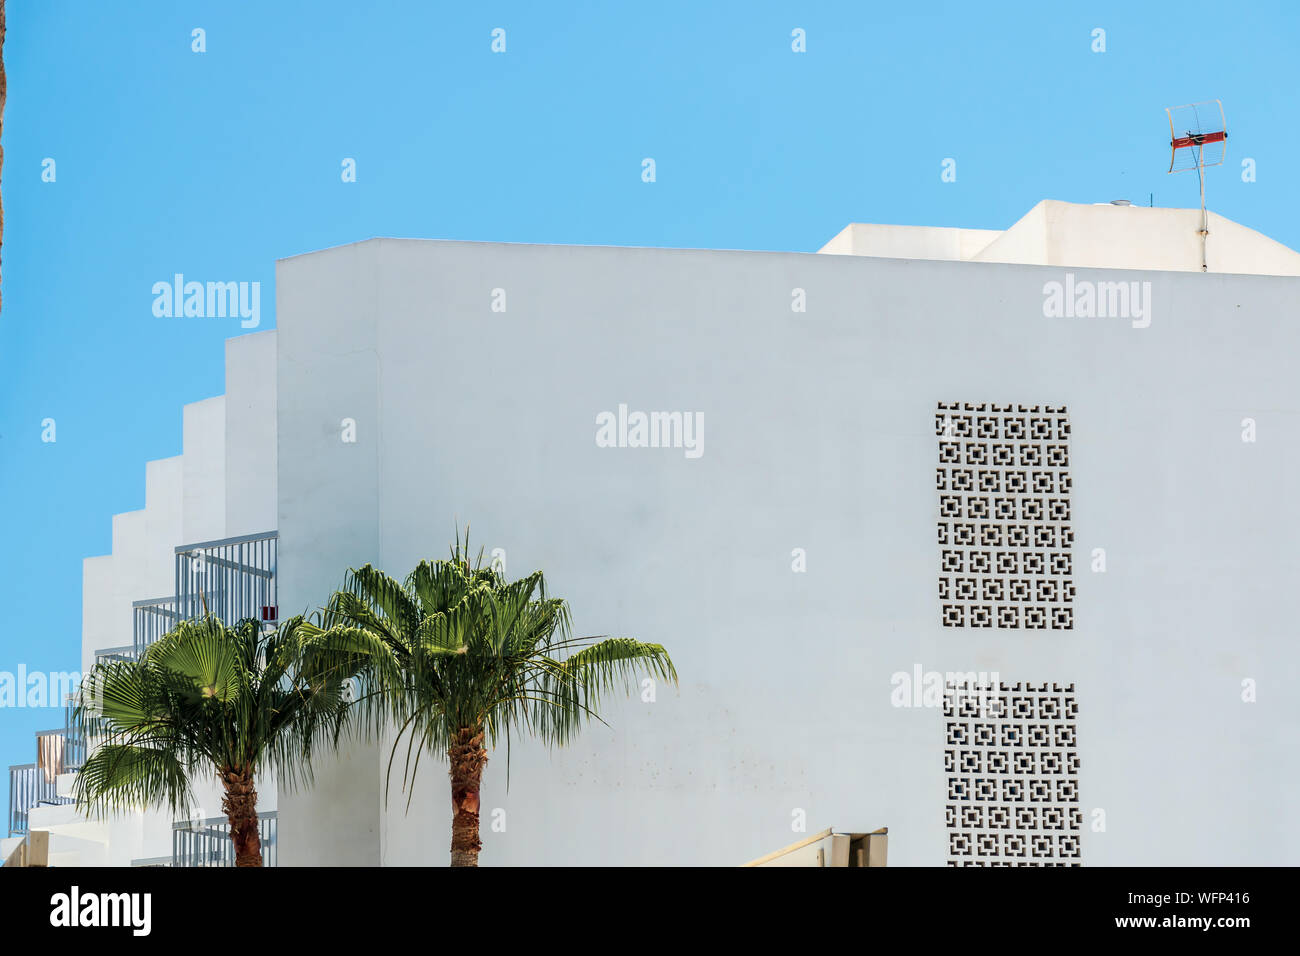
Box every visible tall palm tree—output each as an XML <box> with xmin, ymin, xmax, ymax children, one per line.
<box><xmin>72</xmin><ymin>615</ymin><xmax>351</xmax><ymax>866</ymax></box>
<box><xmin>302</xmin><ymin>536</ymin><xmax>676</xmax><ymax>866</ymax></box>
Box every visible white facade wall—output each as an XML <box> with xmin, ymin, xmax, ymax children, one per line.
<box><xmin>143</xmin><ymin>456</ymin><xmax>185</xmax><ymax>597</ymax></box>
<box><xmin>972</xmin><ymin>202</ymin><xmax>1300</xmax><ymax>275</ymax></box>
<box><xmin>820</xmin><ymin>201</ymin><xmax>1300</xmax><ymax>277</ymax></box>
<box><xmin>225</xmin><ymin>332</ymin><xmax>279</xmax><ymax>538</ymax></box>
<box><xmin>80</xmin><ymin>556</ymin><xmax>115</xmax><ymax>677</ymax></box>
<box><xmin>182</xmin><ymin>397</ymin><xmax>227</xmax><ymax>545</ymax></box>
<box><xmin>275</xmin><ymin>237</ymin><xmax>1300</xmax><ymax>866</ymax></box>
<box><xmin>108</xmin><ymin>511</ymin><xmax>149</xmax><ymax>653</ymax></box>
<box><xmin>819</xmin><ymin>223</ymin><xmax>1003</xmax><ymax>261</ymax></box>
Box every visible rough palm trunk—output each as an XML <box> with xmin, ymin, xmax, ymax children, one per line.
<box><xmin>220</xmin><ymin>766</ymin><xmax>263</xmax><ymax>868</ymax></box>
<box><xmin>448</xmin><ymin>726</ymin><xmax>486</xmax><ymax>867</ymax></box>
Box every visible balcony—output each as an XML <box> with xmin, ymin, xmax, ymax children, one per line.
<box><xmin>7</xmin><ymin>763</ymin><xmax>74</xmax><ymax>838</ymax></box>
<box><xmin>37</xmin><ymin>703</ymin><xmax>85</xmax><ymax>774</ymax></box>
<box><xmin>175</xmin><ymin>530</ymin><xmax>278</xmax><ymax>629</ymax></box>
<box><xmin>8</xmin><ymin>696</ymin><xmax>84</xmax><ymax>837</ymax></box>
<box><xmin>125</xmin><ymin>531</ymin><xmax>277</xmax><ymax>660</ymax></box>
<box><xmin>172</xmin><ymin>811</ymin><xmax>277</xmax><ymax>866</ymax></box>
<box><xmin>132</xmin><ymin>596</ymin><xmax>180</xmax><ymax>658</ymax></box>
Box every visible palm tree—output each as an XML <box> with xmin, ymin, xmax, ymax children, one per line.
<box><xmin>302</xmin><ymin>536</ymin><xmax>676</xmax><ymax>866</ymax></box>
<box><xmin>72</xmin><ymin>615</ymin><xmax>351</xmax><ymax>866</ymax></box>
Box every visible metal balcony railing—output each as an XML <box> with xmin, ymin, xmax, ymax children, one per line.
<box><xmin>127</xmin><ymin>531</ymin><xmax>277</xmax><ymax>658</ymax></box>
<box><xmin>7</xmin><ymin>763</ymin><xmax>73</xmax><ymax>838</ymax></box>
<box><xmin>9</xmin><ymin>694</ymin><xmax>85</xmax><ymax>836</ymax></box>
<box><xmin>175</xmin><ymin>530</ymin><xmax>278</xmax><ymax>628</ymax></box>
<box><xmin>132</xmin><ymin>596</ymin><xmax>180</xmax><ymax>658</ymax></box>
<box><xmin>58</xmin><ymin>694</ymin><xmax>85</xmax><ymax>771</ymax></box>
<box><xmin>172</xmin><ymin>811</ymin><xmax>277</xmax><ymax>867</ymax></box>
<box><xmin>35</xmin><ymin>728</ymin><xmax>83</xmax><ymax>779</ymax></box>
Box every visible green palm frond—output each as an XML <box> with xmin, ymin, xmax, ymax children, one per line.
<box><xmin>146</xmin><ymin>617</ymin><xmax>245</xmax><ymax>703</ymax></box>
<box><xmin>412</xmin><ymin>609</ymin><xmax>475</xmax><ymax>656</ymax></box>
<box><xmin>306</xmin><ymin>531</ymin><xmax>677</xmax><ymax>800</ymax></box>
<box><xmin>345</xmin><ymin>565</ymin><xmax>419</xmax><ymax>640</ymax></box>
<box><xmin>554</xmin><ymin>637</ymin><xmax>677</xmax><ymax>688</ymax></box>
<box><xmin>325</xmin><ymin>588</ymin><xmax>404</xmax><ymax>644</ymax></box>
<box><xmin>89</xmin><ymin>659</ymin><xmax>153</xmax><ymax>728</ymax></box>
<box><xmin>71</xmin><ymin>613</ymin><xmax>357</xmax><ymax>820</ymax></box>
<box><xmin>74</xmin><ymin>744</ymin><xmax>192</xmax><ymax>818</ymax></box>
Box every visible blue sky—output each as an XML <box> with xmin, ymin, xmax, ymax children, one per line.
<box><xmin>2</xmin><ymin>0</ymin><xmax>1297</xmax><ymax>818</ymax></box>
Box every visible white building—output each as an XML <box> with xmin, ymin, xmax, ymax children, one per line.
<box><xmin>4</xmin><ymin>333</ymin><xmax>280</xmax><ymax>867</ymax></box>
<box><xmin>7</xmin><ymin>200</ymin><xmax>1300</xmax><ymax>866</ymax></box>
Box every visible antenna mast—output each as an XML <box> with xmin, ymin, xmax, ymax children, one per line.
<box><xmin>1165</xmin><ymin>100</ymin><xmax>1227</xmax><ymax>272</ymax></box>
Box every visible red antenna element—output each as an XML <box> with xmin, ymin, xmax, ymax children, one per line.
<box><xmin>1170</xmin><ymin>129</ymin><xmax>1226</xmax><ymax>152</ymax></box>
<box><xmin>1165</xmin><ymin>100</ymin><xmax>1227</xmax><ymax>272</ymax></box>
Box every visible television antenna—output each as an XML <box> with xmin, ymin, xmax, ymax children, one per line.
<box><xmin>1165</xmin><ymin>100</ymin><xmax>1227</xmax><ymax>272</ymax></box>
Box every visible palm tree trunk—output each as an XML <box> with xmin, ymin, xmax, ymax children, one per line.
<box><xmin>219</xmin><ymin>766</ymin><xmax>263</xmax><ymax>868</ymax></box>
<box><xmin>448</xmin><ymin>727</ymin><xmax>486</xmax><ymax>867</ymax></box>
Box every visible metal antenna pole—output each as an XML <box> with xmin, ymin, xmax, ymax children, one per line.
<box><xmin>1166</xmin><ymin>101</ymin><xmax>1225</xmax><ymax>274</ymax></box>
<box><xmin>1196</xmin><ymin>143</ymin><xmax>1208</xmax><ymax>272</ymax></box>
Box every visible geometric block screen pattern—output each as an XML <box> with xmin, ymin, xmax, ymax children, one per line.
<box><xmin>944</xmin><ymin>681</ymin><xmax>1082</xmax><ymax>866</ymax></box>
<box><xmin>937</xmin><ymin>403</ymin><xmax>1074</xmax><ymax>629</ymax></box>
